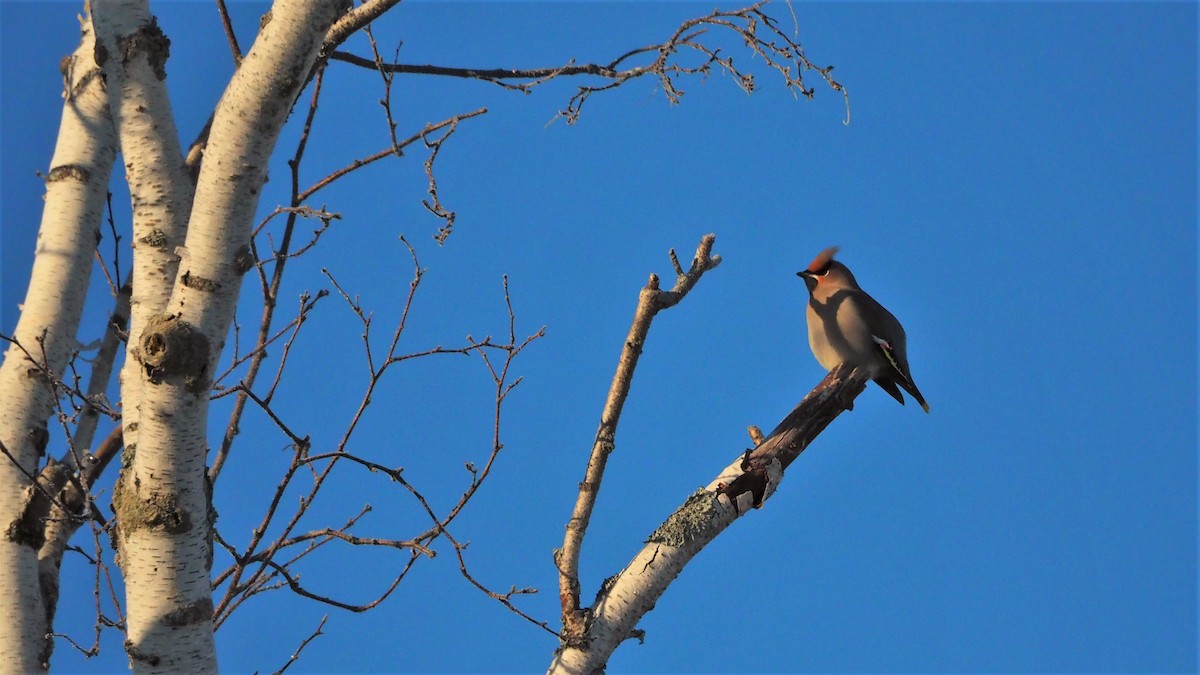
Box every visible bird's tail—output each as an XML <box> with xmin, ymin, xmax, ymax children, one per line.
<box><xmin>903</xmin><ymin>380</ymin><xmax>930</xmax><ymax>414</ymax></box>
<box><xmin>877</xmin><ymin>376</ymin><xmax>930</xmax><ymax>413</ymax></box>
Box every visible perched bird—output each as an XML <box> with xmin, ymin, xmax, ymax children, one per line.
<box><xmin>797</xmin><ymin>247</ymin><xmax>929</xmax><ymax>412</ymax></box>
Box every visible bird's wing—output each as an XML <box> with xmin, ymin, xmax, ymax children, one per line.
<box><xmin>871</xmin><ymin>334</ymin><xmax>930</xmax><ymax>412</ymax></box>
<box><xmin>871</xmin><ymin>334</ymin><xmax>914</xmax><ymax>386</ymax></box>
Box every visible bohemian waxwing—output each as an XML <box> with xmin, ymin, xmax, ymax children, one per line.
<box><xmin>797</xmin><ymin>246</ymin><xmax>929</xmax><ymax>413</ymax></box>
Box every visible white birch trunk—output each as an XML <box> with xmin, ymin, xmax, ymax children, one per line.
<box><xmin>91</xmin><ymin>0</ymin><xmax>193</xmax><ymax>478</ymax></box>
<box><xmin>0</xmin><ymin>12</ymin><xmax>116</xmax><ymax>671</ymax></box>
<box><xmin>112</xmin><ymin>1</ymin><xmax>349</xmax><ymax>671</ymax></box>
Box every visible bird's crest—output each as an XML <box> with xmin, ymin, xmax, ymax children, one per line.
<box><xmin>807</xmin><ymin>246</ymin><xmax>840</xmax><ymax>273</ymax></box>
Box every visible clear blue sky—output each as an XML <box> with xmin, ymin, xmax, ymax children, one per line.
<box><xmin>2</xmin><ymin>2</ymin><xmax>1196</xmax><ymax>673</ymax></box>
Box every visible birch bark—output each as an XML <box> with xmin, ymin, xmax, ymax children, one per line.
<box><xmin>111</xmin><ymin>1</ymin><xmax>350</xmax><ymax>671</ymax></box>
<box><xmin>90</xmin><ymin>0</ymin><xmax>193</xmax><ymax>487</ymax></box>
<box><xmin>0</xmin><ymin>11</ymin><xmax>116</xmax><ymax>671</ymax></box>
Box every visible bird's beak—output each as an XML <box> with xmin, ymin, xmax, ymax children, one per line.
<box><xmin>797</xmin><ymin>270</ymin><xmax>818</xmax><ymax>293</ymax></box>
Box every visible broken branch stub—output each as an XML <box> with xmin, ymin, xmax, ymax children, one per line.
<box><xmin>138</xmin><ymin>314</ymin><xmax>211</xmax><ymax>390</ymax></box>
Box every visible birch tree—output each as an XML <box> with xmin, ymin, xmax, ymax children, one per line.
<box><xmin>0</xmin><ymin>11</ymin><xmax>116</xmax><ymax>671</ymax></box>
<box><xmin>0</xmin><ymin>1</ymin><xmax>845</xmax><ymax>671</ymax></box>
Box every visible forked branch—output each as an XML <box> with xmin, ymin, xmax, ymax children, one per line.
<box><xmin>212</xmin><ymin>249</ymin><xmax>545</xmax><ymax>633</ymax></box>
<box><xmin>549</xmin><ymin>365</ymin><xmax>870</xmax><ymax>672</ymax></box>
<box><xmin>555</xmin><ymin>234</ymin><xmax>721</xmax><ymax>645</ymax></box>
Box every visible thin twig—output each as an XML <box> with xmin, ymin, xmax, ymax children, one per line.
<box><xmin>210</xmin><ymin>67</ymin><xmax>329</xmax><ymax>484</ymax></box>
<box><xmin>214</xmin><ymin>0</ymin><xmax>243</xmax><ymax>67</ymax></box>
<box><xmin>272</xmin><ymin>615</ymin><xmax>327</xmax><ymax>675</ymax></box>
<box><xmin>297</xmin><ymin>108</ymin><xmax>488</xmax><ymax>204</ymax></box>
<box><xmin>363</xmin><ymin>23</ymin><xmax>402</xmax><ymax>152</ymax></box>
<box><xmin>444</xmin><ymin>527</ymin><xmax>559</xmax><ymax>637</ymax></box>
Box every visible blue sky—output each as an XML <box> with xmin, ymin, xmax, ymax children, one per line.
<box><xmin>1</xmin><ymin>2</ymin><xmax>1196</xmax><ymax>673</ymax></box>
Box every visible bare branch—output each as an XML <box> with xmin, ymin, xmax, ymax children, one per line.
<box><xmin>211</xmin><ymin>68</ymin><xmax>332</xmax><ymax>483</ymax></box>
<box><xmin>259</xmin><ymin>557</ymin><xmax>411</xmax><ymax>613</ymax></box>
<box><xmin>362</xmin><ymin>23</ymin><xmax>403</xmax><ymax>151</ymax></box>
<box><xmin>323</xmin><ymin>0</ymin><xmax>403</xmax><ymax>53</ymax></box>
<box><xmin>212</xmin><ymin>246</ymin><xmax>541</xmax><ymax>636</ymax></box>
<box><xmin>210</xmin><ymin>289</ymin><xmax>327</xmax><ymax>393</ymax></box>
<box><xmin>556</xmin><ymin>234</ymin><xmax>721</xmax><ymax>645</ymax></box>
<box><xmin>46</xmin><ymin>629</ymin><xmax>99</xmax><ymax>660</ymax></box>
<box><xmin>443</xmin><ymin>527</ymin><xmax>559</xmax><ymax>638</ymax></box>
<box><xmin>297</xmin><ymin>107</ymin><xmax>488</xmax><ymax>204</ymax></box>
<box><xmin>272</xmin><ymin>615</ymin><xmax>327</xmax><ymax>675</ymax></box>
<box><xmin>327</xmin><ymin>2</ymin><xmax>846</xmax><ymax>124</ymax></box>
<box><xmin>411</xmin><ymin>279</ymin><xmax>545</xmax><ymax>543</ymax></box>
<box><xmin>277</xmin><ymin>526</ymin><xmax>433</xmax><ymax>559</ymax></box>
<box><xmin>394</xmin><ymin>430</ymin><xmax>555</xmax><ymax>637</ymax></box>
<box><xmin>423</xmin><ymin>117</ymin><xmax>464</xmax><ymax>244</ymax></box>
<box><xmin>326</xmin><ymin>50</ymin><xmax>623</xmax><ymax>82</ymax></box>
<box><xmin>214</xmin><ymin>0</ymin><xmax>243</xmax><ymax>67</ymax></box>
<box><xmin>94</xmin><ymin>193</ymin><xmax>122</xmax><ymax>299</ymax></box>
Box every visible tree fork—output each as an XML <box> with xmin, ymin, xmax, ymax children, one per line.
<box><xmin>549</xmin><ymin>365</ymin><xmax>871</xmax><ymax>673</ymax></box>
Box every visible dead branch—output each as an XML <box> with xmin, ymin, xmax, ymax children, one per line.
<box><xmin>555</xmin><ymin>234</ymin><xmax>721</xmax><ymax>645</ymax></box>
<box><xmin>549</xmin><ymin>365</ymin><xmax>870</xmax><ymax>672</ymax></box>
<box><xmin>718</xmin><ymin>364</ymin><xmax>870</xmax><ymax>507</ymax></box>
